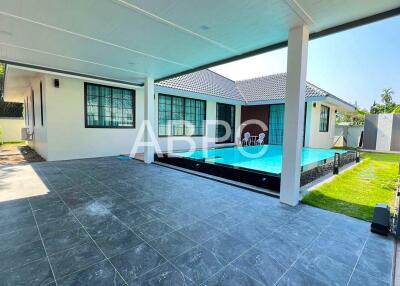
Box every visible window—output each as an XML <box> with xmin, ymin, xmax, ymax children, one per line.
<box><xmin>158</xmin><ymin>94</ymin><xmax>206</xmax><ymax>136</ymax></box>
<box><xmin>216</xmin><ymin>103</ymin><xmax>235</xmax><ymax>144</ymax></box>
<box><xmin>24</xmin><ymin>98</ymin><xmax>27</xmax><ymax>125</ymax></box>
<box><xmin>268</xmin><ymin>104</ymin><xmax>285</xmax><ymax>145</ymax></box>
<box><xmin>85</xmin><ymin>83</ymin><xmax>135</xmax><ymax>128</ymax></box>
<box><xmin>31</xmin><ymin>90</ymin><xmax>35</xmax><ymax>126</ymax></box>
<box><xmin>26</xmin><ymin>97</ymin><xmax>29</xmax><ymax>125</ymax></box>
<box><xmin>40</xmin><ymin>81</ymin><xmax>44</xmax><ymax>126</ymax></box>
<box><xmin>319</xmin><ymin>105</ymin><xmax>330</xmax><ymax>132</ymax></box>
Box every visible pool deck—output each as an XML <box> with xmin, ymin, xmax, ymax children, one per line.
<box><xmin>0</xmin><ymin>157</ymin><xmax>395</xmax><ymax>285</ymax></box>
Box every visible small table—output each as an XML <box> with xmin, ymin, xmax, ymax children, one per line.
<box><xmin>250</xmin><ymin>136</ymin><xmax>258</xmax><ymax>145</ymax></box>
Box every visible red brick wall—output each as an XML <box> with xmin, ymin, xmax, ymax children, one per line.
<box><xmin>240</xmin><ymin>105</ymin><xmax>269</xmax><ymax>142</ymax></box>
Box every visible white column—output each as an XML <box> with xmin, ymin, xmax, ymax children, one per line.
<box><xmin>280</xmin><ymin>25</ymin><xmax>309</xmax><ymax>206</ymax></box>
<box><xmin>144</xmin><ymin>77</ymin><xmax>155</xmax><ymax>164</ymax></box>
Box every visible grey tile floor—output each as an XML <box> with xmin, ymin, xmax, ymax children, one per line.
<box><xmin>0</xmin><ymin>157</ymin><xmax>394</xmax><ymax>286</ymax></box>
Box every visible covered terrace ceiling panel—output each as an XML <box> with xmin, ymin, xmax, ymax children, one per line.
<box><xmin>0</xmin><ymin>0</ymin><xmax>398</xmax><ymax>85</ymax></box>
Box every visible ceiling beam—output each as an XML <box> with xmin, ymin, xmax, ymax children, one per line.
<box><xmin>0</xmin><ymin>10</ymin><xmax>190</xmax><ymax>68</ymax></box>
<box><xmin>283</xmin><ymin>0</ymin><xmax>315</xmax><ymax>26</ymax></box>
<box><xmin>113</xmin><ymin>0</ymin><xmax>240</xmax><ymax>55</ymax></box>
<box><xmin>2</xmin><ymin>60</ymin><xmax>144</xmax><ymax>87</ymax></box>
<box><xmin>156</xmin><ymin>6</ymin><xmax>400</xmax><ymax>83</ymax></box>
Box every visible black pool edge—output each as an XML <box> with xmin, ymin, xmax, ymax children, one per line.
<box><xmin>154</xmin><ymin>150</ymin><xmax>357</xmax><ymax>193</ymax></box>
<box><xmin>153</xmin><ymin>161</ymin><xmax>280</xmax><ymax>198</ymax></box>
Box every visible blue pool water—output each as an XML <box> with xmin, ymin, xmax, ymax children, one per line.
<box><xmin>173</xmin><ymin>145</ymin><xmax>347</xmax><ymax>174</ymax></box>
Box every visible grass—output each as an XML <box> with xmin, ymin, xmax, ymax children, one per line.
<box><xmin>0</xmin><ymin>140</ymin><xmax>27</xmax><ymax>147</ymax></box>
<box><xmin>302</xmin><ymin>152</ymin><xmax>400</xmax><ymax>221</ymax></box>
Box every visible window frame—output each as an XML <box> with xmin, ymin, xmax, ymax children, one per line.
<box><xmin>158</xmin><ymin>93</ymin><xmax>206</xmax><ymax>137</ymax></box>
<box><xmin>84</xmin><ymin>82</ymin><xmax>136</xmax><ymax>129</ymax></box>
<box><xmin>216</xmin><ymin>102</ymin><xmax>236</xmax><ymax>144</ymax></box>
<box><xmin>319</xmin><ymin>104</ymin><xmax>330</xmax><ymax>132</ymax></box>
<box><xmin>40</xmin><ymin>81</ymin><xmax>44</xmax><ymax>126</ymax></box>
<box><xmin>31</xmin><ymin>89</ymin><xmax>35</xmax><ymax>126</ymax></box>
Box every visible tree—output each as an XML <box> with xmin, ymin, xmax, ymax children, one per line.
<box><xmin>370</xmin><ymin>88</ymin><xmax>396</xmax><ymax>114</ymax></box>
<box><xmin>336</xmin><ymin>108</ymin><xmax>368</xmax><ymax>126</ymax></box>
<box><xmin>381</xmin><ymin>88</ymin><xmax>393</xmax><ymax>105</ymax></box>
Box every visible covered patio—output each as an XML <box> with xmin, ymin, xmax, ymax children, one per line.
<box><xmin>0</xmin><ymin>157</ymin><xmax>394</xmax><ymax>285</ymax></box>
<box><xmin>0</xmin><ymin>1</ymin><xmax>399</xmax><ymax>285</ymax></box>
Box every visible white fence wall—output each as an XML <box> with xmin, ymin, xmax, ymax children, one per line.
<box><xmin>0</xmin><ymin>117</ymin><xmax>25</xmax><ymax>142</ymax></box>
<box><xmin>334</xmin><ymin>125</ymin><xmax>364</xmax><ymax>148</ymax></box>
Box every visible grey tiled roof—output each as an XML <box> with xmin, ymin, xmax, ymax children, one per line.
<box><xmin>157</xmin><ymin>70</ymin><xmax>330</xmax><ymax>103</ymax></box>
<box><xmin>156</xmin><ymin>69</ymin><xmax>244</xmax><ymax>101</ymax></box>
<box><xmin>236</xmin><ymin>73</ymin><xmax>329</xmax><ymax>102</ymax></box>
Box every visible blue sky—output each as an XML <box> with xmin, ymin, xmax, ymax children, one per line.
<box><xmin>211</xmin><ymin>16</ymin><xmax>400</xmax><ymax>110</ymax></box>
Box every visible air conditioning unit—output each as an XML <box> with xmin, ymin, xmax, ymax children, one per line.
<box><xmin>21</xmin><ymin>128</ymin><xmax>33</xmax><ymax>141</ymax></box>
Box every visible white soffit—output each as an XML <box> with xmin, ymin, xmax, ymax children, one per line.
<box><xmin>0</xmin><ymin>0</ymin><xmax>398</xmax><ymax>85</ymax></box>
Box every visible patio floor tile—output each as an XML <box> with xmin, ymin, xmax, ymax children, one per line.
<box><xmin>203</xmin><ymin>265</ymin><xmax>264</xmax><ymax>286</ymax></box>
<box><xmin>170</xmin><ymin>245</ymin><xmax>224</xmax><ymax>284</ymax></box>
<box><xmin>0</xmin><ymin>157</ymin><xmax>394</xmax><ymax>285</ymax></box>
<box><xmin>254</xmin><ymin>232</ymin><xmax>305</xmax><ymax>268</ymax></box>
<box><xmin>57</xmin><ymin>260</ymin><xmax>126</xmax><ymax>286</ymax></box>
<box><xmin>129</xmin><ymin>262</ymin><xmax>195</xmax><ymax>286</ymax></box>
<box><xmin>110</xmin><ymin>243</ymin><xmax>165</xmax><ymax>284</ymax></box>
<box><xmin>276</xmin><ymin>267</ymin><xmax>329</xmax><ymax>286</ymax></box>
<box><xmin>131</xmin><ymin>218</ymin><xmax>175</xmax><ymax>241</ymax></box>
<box><xmin>41</xmin><ymin>225</ymin><xmax>91</xmax><ymax>255</ymax></box>
<box><xmin>94</xmin><ymin>229</ymin><xmax>143</xmax><ymax>258</ymax></box>
<box><xmin>48</xmin><ymin>241</ymin><xmax>105</xmax><ymax>279</ymax></box>
<box><xmin>179</xmin><ymin>221</ymin><xmax>222</xmax><ymax>244</ymax></box>
<box><xmin>148</xmin><ymin>230</ymin><xmax>197</xmax><ymax>260</ymax></box>
<box><xmin>202</xmin><ymin>232</ymin><xmax>252</xmax><ymax>265</ymax></box>
<box><xmin>0</xmin><ymin>257</ymin><xmax>55</xmax><ymax>286</ymax></box>
<box><xmin>233</xmin><ymin>248</ymin><xmax>286</xmax><ymax>286</ymax></box>
<box><xmin>348</xmin><ymin>269</ymin><xmax>391</xmax><ymax>286</ymax></box>
<box><xmin>0</xmin><ymin>225</ymin><xmax>40</xmax><ymax>252</ymax></box>
<box><xmin>0</xmin><ymin>240</ymin><xmax>46</xmax><ymax>272</ymax></box>
<box><xmin>293</xmin><ymin>250</ymin><xmax>353</xmax><ymax>286</ymax></box>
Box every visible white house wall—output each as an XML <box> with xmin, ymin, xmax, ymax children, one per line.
<box><xmin>307</xmin><ymin>101</ymin><xmax>337</xmax><ymax>149</ymax></box>
<box><xmin>29</xmin><ymin>74</ymin><xmax>241</xmax><ymax>161</ymax></box>
<box><xmin>43</xmin><ymin>74</ymin><xmax>144</xmax><ymax>161</ymax></box>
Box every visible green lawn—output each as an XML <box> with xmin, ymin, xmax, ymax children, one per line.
<box><xmin>302</xmin><ymin>152</ymin><xmax>400</xmax><ymax>221</ymax></box>
<box><xmin>0</xmin><ymin>140</ymin><xmax>27</xmax><ymax>147</ymax></box>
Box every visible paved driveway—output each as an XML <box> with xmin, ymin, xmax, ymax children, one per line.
<box><xmin>0</xmin><ymin>157</ymin><xmax>394</xmax><ymax>285</ymax></box>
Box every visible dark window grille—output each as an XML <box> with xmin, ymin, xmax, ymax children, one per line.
<box><xmin>158</xmin><ymin>94</ymin><xmax>206</xmax><ymax>136</ymax></box>
<box><xmin>84</xmin><ymin>83</ymin><xmax>135</xmax><ymax>128</ymax></box>
<box><xmin>40</xmin><ymin>81</ymin><xmax>44</xmax><ymax>126</ymax></box>
<box><xmin>319</xmin><ymin>105</ymin><xmax>330</xmax><ymax>132</ymax></box>
<box><xmin>216</xmin><ymin>103</ymin><xmax>235</xmax><ymax>144</ymax></box>
<box><xmin>31</xmin><ymin>90</ymin><xmax>35</xmax><ymax>126</ymax></box>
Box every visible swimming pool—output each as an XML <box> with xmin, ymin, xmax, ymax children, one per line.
<box><xmin>173</xmin><ymin>145</ymin><xmax>347</xmax><ymax>174</ymax></box>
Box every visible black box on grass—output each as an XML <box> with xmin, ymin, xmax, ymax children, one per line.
<box><xmin>371</xmin><ymin>204</ymin><xmax>390</xmax><ymax>236</ymax></box>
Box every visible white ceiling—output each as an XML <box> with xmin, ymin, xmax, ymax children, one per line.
<box><xmin>0</xmin><ymin>0</ymin><xmax>398</xmax><ymax>84</ymax></box>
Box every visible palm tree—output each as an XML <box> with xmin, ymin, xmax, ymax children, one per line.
<box><xmin>381</xmin><ymin>88</ymin><xmax>394</xmax><ymax>113</ymax></box>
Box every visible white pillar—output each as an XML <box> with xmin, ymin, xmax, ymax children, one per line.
<box><xmin>280</xmin><ymin>25</ymin><xmax>309</xmax><ymax>206</ymax></box>
<box><xmin>144</xmin><ymin>77</ymin><xmax>155</xmax><ymax>164</ymax></box>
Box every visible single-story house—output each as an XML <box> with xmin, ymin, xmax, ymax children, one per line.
<box><xmin>4</xmin><ymin>66</ymin><xmax>354</xmax><ymax>161</ymax></box>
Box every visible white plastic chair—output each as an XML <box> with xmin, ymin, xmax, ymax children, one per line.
<box><xmin>242</xmin><ymin>132</ymin><xmax>251</xmax><ymax>146</ymax></box>
<box><xmin>256</xmin><ymin>133</ymin><xmax>265</xmax><ymax>145</ymax></box>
